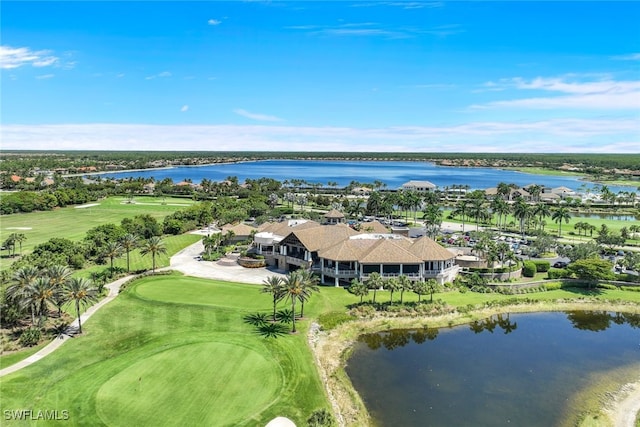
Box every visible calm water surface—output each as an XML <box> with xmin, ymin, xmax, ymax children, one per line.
<box><xmin>346</xmin><ymin>311</ymin><xmax>640</xmax><ymax>427</ymax></box>
<box><xmin>98</xmin><ymin>159</ymin><xmax>633</xmax><ymax>192</ymax></box>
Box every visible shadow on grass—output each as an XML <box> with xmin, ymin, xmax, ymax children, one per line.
<box><xmin>242</xmin><ymin>313</ymin><xmax>290</xmax><ymax>338</ymax></box>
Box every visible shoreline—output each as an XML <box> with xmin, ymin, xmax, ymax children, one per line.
<box><xmin>309</xmin><ymin>301</ymin><xmax>640</xmax><ymax>427</ymax></box>
<box><xmin>59</xmin><ymin>158</ymin><xmax>640</xmax><ymax>190</ymax></box>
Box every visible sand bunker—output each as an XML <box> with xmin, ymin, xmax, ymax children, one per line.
<box><xmin>5</xmin><ymin>227</ymin><xmax>32</xmax><ymax>230</ymax></box>
<box><xmin>75</xmin><ymin>203</ymin><xmax>100</xmax><ymax>209</ymax></box>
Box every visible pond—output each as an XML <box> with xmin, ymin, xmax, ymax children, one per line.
<box><xmin>571</xmin><ymin>212</ymin><xmax>639</xmax><ymax>221</ymax></box>
<box><xmin>346</xmin><ymin>311</ymin><xmax>640</xmax><ymax>427</ymax></box>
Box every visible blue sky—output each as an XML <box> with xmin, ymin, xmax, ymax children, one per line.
<box><xmin>1</xmin><ymin>1</ymin><xmax>639</xmax><ymax>152</ymax></box>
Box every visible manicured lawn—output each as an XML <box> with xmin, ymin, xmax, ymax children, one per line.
<box><xmin>0</xmin><ymin>196</ymin><xmax>194</xmax><ymax>257</ymax></box>
<box><xmin>0</xmin><ymin>273</ymin><xmax>328</xmax><ymax>426</ymax></box>
<box><xmin>2</xmin><ymin>271</ymin><xmax>639</xmax><ymax>426</ymax></box>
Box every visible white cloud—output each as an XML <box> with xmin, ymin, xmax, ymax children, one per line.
<box><xmin>1</xmin><ymin>118</ymin><xmax>637</xmax><ymax>153</ymax></box>
<box><xmin>181</xmin><ymin>105</ymin><xmax>189</xmax><ymax>112</ymax></box>
<box><xmin>35</xmin><ymin>74</ymin><xmax>54</xmax><ymax>80</ymax></box>
<box><xmin>208</xmin><ymin>19</ymin><xmax>221</xmax><ymax>26</ymax></box>
<box><xmin>0</xmin><ymin>45</ymin><xmax>59</xmax><ymax>69</ymax></box>
<box><xmin>472</xmin><ymin>76</ymin><xmax>640</xmax><ymax>110</ymax></box>
<box><xmin>233</xmin><ymin>108</ymin><xmax>283</xmax><ymax>122</ymax></box>
<box><xmin>145</xmin><ymin>71</ymin><xmax>172</xmax><ymax>80</ymax></box>
<box><xmin>612</xmin><ymin>53</ymin><xmax>640</xmax><ymax>61</ymax></box>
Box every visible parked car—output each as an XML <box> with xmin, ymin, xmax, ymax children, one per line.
<box><xmin>553</xmin><ymin>261</ymin><xmax>569</xmax><ymax>268</ymax></box>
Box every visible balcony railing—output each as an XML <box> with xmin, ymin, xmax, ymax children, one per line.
<box><xmin>320</xmin><ymin>268</ymin><xmax>358</xmax><ymax>278</ymax></box>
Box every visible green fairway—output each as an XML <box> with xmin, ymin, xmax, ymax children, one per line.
<box><xmin>0</xmin><ymin>196</ymin><xmax>194</xmax><ymax>256</ymax></box>
<box><xmin>0</xmin><ymin>273</ymin><xmax>328</xmax><ymax>426</ymax></box>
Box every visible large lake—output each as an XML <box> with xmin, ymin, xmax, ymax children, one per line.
<box><xmin>346</xmin><ymin>311</ymin><xmax>640</xmax><ymax>427</ymax></box>
<box><xmin>98</xmin><ymin>159</ymin><xmax>633</xmax><ymax>192</ymax></box>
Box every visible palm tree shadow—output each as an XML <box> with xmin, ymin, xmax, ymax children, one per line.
<box><xmin>242</xmin><ymin>312</ymin><xmax>289</xmax><ymax>338</ymax></box>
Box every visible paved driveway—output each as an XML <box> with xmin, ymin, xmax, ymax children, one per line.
<box><xmin>170</xmin><ymin>239</ymin><xmax>287</xmax><ymax>284</ymax></box>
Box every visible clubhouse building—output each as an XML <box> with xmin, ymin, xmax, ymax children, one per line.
<box><xmin>253</xmin><ymin>216</ymin><xmax>459</xmax><ymax>286</ymax></box>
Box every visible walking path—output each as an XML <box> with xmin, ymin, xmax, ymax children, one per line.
<box><xmin>0</xmin><ymin>275</ymin><xmax>134</xmax><ymax>377</ymax></box>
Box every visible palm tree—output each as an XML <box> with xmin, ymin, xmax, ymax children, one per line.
<box><xmin>202</xmin><ymin>234</ymin><xmax>218</xmax><ymax>258</ymax></box>
<box><xmin>13</xmin><ymin>233</ymin><xmax>26</xmax><ymax>255</ymax></box>
<box><xmin>468</xmin><ymin>194</ymin><xmax>487</xmax><ymax>231</ymax></box>
<box><xmin>103</xmin><ymin>241</ymin><xmax>123</xmax><ymax>276</ymax></box>
<box><xmin>412</xmin><ymin>281</ymin><xmax>429</xmax><ymax>302</ymax></box>
<box><xmin>397</xmin><ymin>274</ymin><xmax>412</xmax><ymax>304</ymax></box>
<box><xmin>532</xmin><ymin>202</ymin><xmax>551</xmax><ymax>231</ymax></box>
<box><xmin>28</xmin><ymin>276</ymin><xmax>55</xmax><ymax>328</ymax></box>
<box><xmin>6</xmin><ymin>266</ymin><xmax>40</xmax><ymax>325</ymax></box>
<box><xmin>261</xmin><ymin>276</ymin><xmax>284</xmax><ymax>322</ymax></box>
<box><xmin>296</xmin><ymin>269</ymin><xmax>319</xmax><ymax>318</ymax></box>
<box><xmin>552</xmin><ymin>206</ymin><xmax>572</xmax><ymax>237</ymax></box>
<box><xmin>282</xmin><ymin>271</ymin><xmax>306</xmax><ymax>333</ymax></box>
<box><xmin>348</xmin><ymin>279</ymin><xmax>368</xmax><ymax>303</ymax></box>
<box><xmin>425</xmin><ymin>279</ymin><xmax>440</xmax><ymax>303</ymax></box>
<box><xmin>423</xmin><ymin>204</ymin><xmax>442</xmax><ymax>239</ymax></box>
<box><xmin>504</xmin><ymin>251</ymin><xmax>519</xmax><ymax>280</ymax></box>
<box><xmin>512</xmin><ymin>197</ymin><xmax>530</xmax><ymax>239</ymax></box>
<box><xmin>120</xmin><ymin>233</ymin><xmax>139</xmax><ymax>272</ymax></box>
<box><xmin>365</xmin><ymin>272</ymin><xmax>384</xmax><ymax>303</ymax></box>
<box><xmin>63</xmin><ymin>277</ymin><xmax>98</xmax><ymax>334</ymax></box>
<box><xmin>46</xmin><ymin>265</ymin><xmax>73</xmax><ymax>317</ymax></box>
<box><xmin>490</xmin><ymin>197</ymin><xmax>509</xmax><ymax>231</ymax></box>
<box><xmin>140</xmin><ymin>236</ymin><xmax>167</xmax><ymax>272</ymax></box>
<box><xmin>451</xmin><ymin>200</ymin><xmax>469</xmax><ymax>232</ymax></box>
<box><xmin>384</xmin><ymin>277</ymin><xmax>401</xmax><ymax>303</ymax></box>
<box><xmin>527</xmin><ymin>184</ymin><xmax>543</xmax><ymax>202</ymax></box>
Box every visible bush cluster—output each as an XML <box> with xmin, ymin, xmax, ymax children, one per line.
<box><xmin>522</xmin><ymin>261</ymin><xmax>537</xmax><ymax>277</ymax></box>
<box><xmin>531</xmin><ymin>260</ymin><xmax>550</xmax><ymax>272</ymax></box>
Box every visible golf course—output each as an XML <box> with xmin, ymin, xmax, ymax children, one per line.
<box><xmin>0</xmin><ymin>273</ymin><xmax>333</xmax><ymax>426</ymax></box>
<box><xmin>2</xmin><ymin>195</ymin><xmax>640</xmax><ymax>426</ymax></box>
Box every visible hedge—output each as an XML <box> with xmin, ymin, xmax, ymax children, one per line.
<box><xmin>531</xmin><ymin>260</ymin><xmax>550</xmax><ymax>272</ymax></box>
<box><xmin>522</xmin><ymin>261</ymin><xmax>536</xmax><ymax>277</ymax></box>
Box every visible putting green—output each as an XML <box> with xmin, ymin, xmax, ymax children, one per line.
<box><xmin>96</xmin><ymin>341</ymin><xmax>282</xmax><ymax>426</ymax></box>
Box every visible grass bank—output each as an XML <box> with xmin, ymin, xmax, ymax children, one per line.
<box><xmin>310</xmin><ymin>292</ymin><xmax>640</xmax><ymax>427</ymax></box>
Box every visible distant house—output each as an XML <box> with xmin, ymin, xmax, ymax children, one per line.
<box><xmin>221</xmin><ymin>223</ymin><xmax>257</xmax><ymax>244</ymax></box>
<box><xmin>323</xmin><ymin>209</ymin><xmax>346</xmax><ymax>225</ymax></box>
<box><xmin>401</xmin><ymin>180</ymin><xmax>436</xmax><ymax>192</ymax></box>
<box><xmin>551</xmin><ymin>186</ymin><xmax>576</xmax><ymax>198</ymax></box>
<box><xmin>485</xmin><ymin>187</ymin><xmax>532</xmax><ymax>201</ymax></box>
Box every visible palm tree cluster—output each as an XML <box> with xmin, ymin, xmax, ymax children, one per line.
<box><xmin>4</xmin><ymin>265</ymin><xmax>99</xmax><ymax>334</ymax></box>
<box><xmin>573</xmin><ymin>221</ymin><xmax>598</xmax><ymax>237</ymax></box>
<box><xmin>2</xmin><ymin>232</ymin><xmax>26</xmax><ymax>257</ymax></box>
<box><xmin>261</xmin><ymin>270</ymin><xmax>319</xmax><ymax>333</ymax></box>
<box><xmin>349</xmin><ymin>273</ymin><xmax>442</xmax><ymax>304</ymax></box>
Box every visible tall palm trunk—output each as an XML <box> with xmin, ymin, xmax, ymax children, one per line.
<box><xmin>291</xmin><ymin>298</ymin><xmax>297</xmax><ymax>333</ymax></box>
<box><xmin>76</xmin><ymin>300</ymin><xmax>83</xmax><ymax>333</ymax></box>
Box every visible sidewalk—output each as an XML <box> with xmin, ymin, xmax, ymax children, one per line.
<box><xmin>0</xmin><ymin>274</ymin><xmax>134</xmax><ymax>378</ymax></box>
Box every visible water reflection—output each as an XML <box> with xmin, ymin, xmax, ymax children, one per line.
<box><xmin>348</xmin><ymin>311</ymin><xmax>640</xmax><ymax>427</ymax></box>
<box><xmin>360</xmin><ymin>327</ymin><xmax>440</xmax><ymax>350</ymax></box>
<box><xmin>567</xmin><ymin>310</ymin><xmax>640</xmax><ymax>331</ymax></box>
